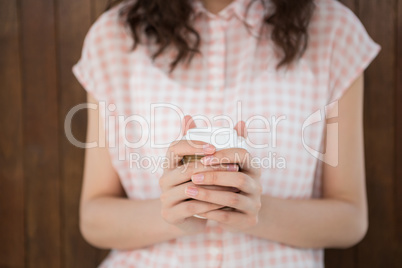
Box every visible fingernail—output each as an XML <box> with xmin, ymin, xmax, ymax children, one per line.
<box><xmin>227</xmin><ymin>164</ymin><xmax>239</xmax><ymax>172</ymax></box>
<box><xmin>203</xmin><ymin>144</ymin><xmax>215</xmax><ymax>154</ymax></box>
<box><xmin>185</xmin><ymin>186</ymin><xmax>198</xmax><ymax>197</ymax></box>
<box><xmin>191</xmin><ymin>174</ymin><xmax>204</xmax><ymax>183</ymax></box>
<box><xmin>201</xmin><ymin>155</ymin><xmax>215</xmax><ymax>165</ymax></box>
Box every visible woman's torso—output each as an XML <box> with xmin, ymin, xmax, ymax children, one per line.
<box><xmin>72</xmin><ymin>0</ymin><xmax>380</xmax><ymax>266</ymax></box>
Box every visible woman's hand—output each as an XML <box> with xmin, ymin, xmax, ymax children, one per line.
<box><xmin>159</xmin><ymin>138</ymin><xmax>240</xmax><ymax>234</ymax></box>
<box><xmin>185</xmin><ymin>148</ymin><xmax>263</xmax><ymax>232</ymax></box>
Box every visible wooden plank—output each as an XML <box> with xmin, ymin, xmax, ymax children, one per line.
<box><xmin>92</xmin><ymin>0</ymin><xmax>109</xmax><ymax>19</ymax></box>
<box><xmin>57</xmin><ymin>0</ymin><xmax>109</xmax><ymax>267</ymax></box>
<box><xmin>325</xmin><ymin>249</ymin><xmax>356</xmax><ymax>268</ymax></box>
<box><xmin>357</xmin><ymin>0</ymin><xmax>397</xmax><ymax>267</ymax></box>
<box><xmin>338</xmin><ymin>0</ymin><xmax>358</xmax><ymax>11</ymax></box>
<box><xmin>0</xmin><ymin>0</ymin><xmax>25</xmax><ymax>266</ymax></box>
<box><xmin>20</xmin><ymin>0</ymin><xmax>61</xmax><ymax>266</ymax></box>
<box><xmin>395</xmin><ymin>0</ymin><xmax>402</xmax><ymax>265</ymax></box>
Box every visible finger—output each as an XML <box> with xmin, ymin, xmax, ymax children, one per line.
<box><xmin>168</xmin><ymin>200</ymin><xmax>225</xmax><ymax>223</ymax></box>
<box><xmin>200</xmin><ymin>148</ymin><xmax>261</xmax><ymax>176</ymax></box>
<box><xmin>161</xmin><ymin>181</ymin><xmax>194</xmax><ymax>207</ymax></box>
<box><xmin>234</xmin><ymin>120</ymin><xmax>247</xmax><ymax>139</ymax></box>
<box><xmin>162</xmin><ymin>179</ymin><xmax>242</xmax><ymax>208</ymax></box>
<box><xmin>184</xmin><ymin>186</ymin><xmax>253</xmax><ymax>212</ymax></box>
<box><xmin>198</xmin><ymin>185</ymin><xmax>240</xmax><ymax>193</ymax></box>
<box><xmin>160</xmin><ymin>162</ymin><xmax>239</xmax><ymax>190</ymax></box>
<box><xmin>165</xmin><ymin>139</ymin><xmax>216</xmax><ymax>170</ymax></box>
<box><xmin>190</xmin><ymin>171</ymin><xmax>256</xmax><ymax>194</ymax></box>
<box><xmin>165</xmin><ymin>114</ymin><xmax>207</xmax><ymax>170</ymax></box>
<box><xmin>162</xmin><ymin>183</ymin><xmax>241</xmax><ymax>214</ymax></box>
<box><xmin>196</xmin><ymin>209</ymin><xmax>257</xmax><ymax>230</ymax></box>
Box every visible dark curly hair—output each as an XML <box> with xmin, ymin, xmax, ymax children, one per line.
<box><xmin>106</xmin><ymin>0</ymin><xmax>315</xmax><ymax>71</ymax></box>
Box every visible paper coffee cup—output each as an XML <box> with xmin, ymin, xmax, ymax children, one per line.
<box><xmin>181</xmin><ymin>127</ymin><xmax>246</xmax><ymax>219</ymax></box>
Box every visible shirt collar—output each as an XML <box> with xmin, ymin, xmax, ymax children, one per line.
<box><xmin>192</xmin><ymin>0</ymin><xmax>267</xmax><ymax>29</ymax></box>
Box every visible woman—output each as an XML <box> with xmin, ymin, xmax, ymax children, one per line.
<box><xmin>72</xmin><ymin>0</ymin><xmax>380</xmax><ymax>267</ymax></box>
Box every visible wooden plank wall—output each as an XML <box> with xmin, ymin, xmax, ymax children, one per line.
<box><xmin>0</xmin><ymin>0</ymin><xmax>109</xmax><ymax>267</ymax></box>
<box><xmin>0</xmin><ymin>0</ymin><xmax>400</xmax><ymax>267</ymax></box>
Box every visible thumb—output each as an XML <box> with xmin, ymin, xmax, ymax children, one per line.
<box><xmin>234</xmin><ymin>121</ymin><xmax>247</xmax><ymax>139</ymax></box>
<box><xmin>182</xmin><ymin>115</ymin><xmax>197</xmax><ymax>135</ymax></box>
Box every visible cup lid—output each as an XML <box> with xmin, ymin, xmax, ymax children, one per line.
<box><xmin>183</xmin><ymin>127</ymin><xmax>245</xmax><ymax>150</ymax></box>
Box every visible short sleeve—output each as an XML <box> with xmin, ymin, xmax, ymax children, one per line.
<box><xmin>327</xmin><ymin>2</ymin><xmax>381</xmax><ymax>103</ymax></box>
<box><xmin>72</xmin><ymin>1</ymin><xmax>130</xmax><ymax>102</ymax></box>
<box><xmin>72</xmin><ymin>22</ymin><xmax>105</xmax><ymax>102</ymax></box>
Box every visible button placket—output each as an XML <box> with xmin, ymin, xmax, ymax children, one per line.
<box><xmin>206</xmin><ymin>17</ymin><xmax>226</xmax><ymax>117</ymax></box>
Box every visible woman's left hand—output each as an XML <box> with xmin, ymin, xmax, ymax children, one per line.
<box><xmin>184</xmin><ymin>147</ymin><xmax>262</xmax><ymax>232</ymax></box>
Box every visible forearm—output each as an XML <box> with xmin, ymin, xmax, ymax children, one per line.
<box><xmin>80</xmin><ymin>197</ymin><xmax>185</xmax><ymax>250</ymax></box>
<box><xmin>244</xmin><ymin>195</ymin><xmax>368</xmax><ymax>249</ymax></box>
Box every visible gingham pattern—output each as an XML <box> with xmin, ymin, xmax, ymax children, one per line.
<box><xmin>72</xmin><ymin>0</ymin><xmax>380</xmax><ymax>267</ymax></box>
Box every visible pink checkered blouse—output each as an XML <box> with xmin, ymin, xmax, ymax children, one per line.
<box><xmin>72</xmin><ymin>0</ymin><xmax>380</xmax><ymax>267</ymax></box>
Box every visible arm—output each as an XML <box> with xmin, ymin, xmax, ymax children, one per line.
<box><xmin>243</xmin><ymin>74</ymin><xmax>368</xmax><ymax>248</ymax></box>
<box><xmin>80</xmin><ymin>97</ymin><xmax>230</xmax><ymax>250</ymax></box>
<box><xmin>192</xmin><ymin>74</ymin><xmax>368</xmax><ymax>249</ymax></box>
<box><xmin>79</xmin><ymin>93</ymin><xmax>185</xmax><ymax>250</ymax></box>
